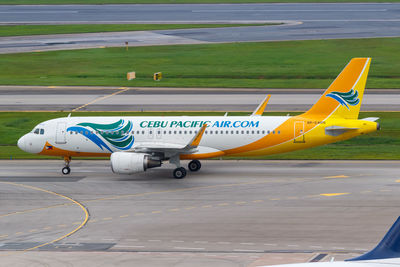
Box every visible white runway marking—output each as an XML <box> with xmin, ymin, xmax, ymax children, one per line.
<box><xmin>174</xmin><ymin>247</ymin><xmax>205</xmax><ymax>250</ymax></box>
<box><xmin>114</xmin><ymin>245</ymin><xmax>145</xmax><ymax>248</ymax></box>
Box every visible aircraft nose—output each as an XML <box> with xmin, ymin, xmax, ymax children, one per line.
<box><xmin>17</xmin><ymin>135</ymin><xmax>26</xmax><ymax>151</ymax></box>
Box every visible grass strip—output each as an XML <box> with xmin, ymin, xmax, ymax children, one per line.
<box><xmin>1</xmin><ymin>111</ymin><xmax>398</xmax><ymax>160</ymax></box>
<box><xmin>1</xmin><ymin>0</ymin><xmax>399</xmax><ymax>4</ymax></box>
<box><xmin>1</xmin><ymin>38</ymin><xmax>400</xmax><ymax>88</ymax></box>
<box><xmin>0</xmin><ymin>24</ymin><xmax>276</xmax><ymax>37</ymax></box>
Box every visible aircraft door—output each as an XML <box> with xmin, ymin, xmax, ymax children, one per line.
<box><xmin>55</xmin><ymin>122</ymin><xmax>67</xmax><ymax>144</ymax></box>
<box><xmin>294</xmin><ymin>121</ymin><xmax>305</xmax><ymax>143</ymax></box>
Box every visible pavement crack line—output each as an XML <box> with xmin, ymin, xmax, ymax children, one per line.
<box><xmin>0</xmin><ymin>181</ymin><xmax>89</xmax><ymax>255</ymax></box>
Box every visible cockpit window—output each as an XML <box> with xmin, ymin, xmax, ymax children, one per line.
<box><xmin>40</xmin><ymin>129</ymin><xmax>44</xmax><ymax>135</ymax></box>
<box><xmin>34</xmin><ymin>128</ymin><xmax>40</xmax><ymax>134</ymax></box>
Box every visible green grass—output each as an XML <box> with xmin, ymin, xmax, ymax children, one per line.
<box><xmin>2</xmin><ymin>38</ymin><xmax>400</xmax><ymax>88</ymax></box>
<box><xmin>1</xmin><ymin>0</ymin><xmax>399</xmax><ymax>4</ymax></box>
<box><xmin>0</xmin><ymin>24</ymin><xmax>276</xmax><ymax>37</ymax></box>
<box><xmin>1</xmin><ymin>111</ymin><xmax>399</xmax><ymax>160</ymax></box>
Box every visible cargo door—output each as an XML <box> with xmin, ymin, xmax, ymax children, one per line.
<box><xmin>294</xmin><ymin>121</ymin><xmax>305</xmax><ymax>143</ymax></box>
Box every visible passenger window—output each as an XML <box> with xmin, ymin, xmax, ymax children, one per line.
<box><xmin>262</xmin><ymin>131</ymin><xmax>265</xmax><ymax>134</ymax></box>
<box><xmin>142</xmin><ymin>131</ymin><xmax>145</xmax><ymax>134</ymax></box>
<box><xmin>70</xmin><ymin>131</ymin><xmax>73</xmax><ymax>135</ymax></box>
<box><xmin>179</xmin><ymin>131</ymin><xmax>182</xmax><ymax>134</ymax></box>
<box><xmin>257</xmin><ymin>131</ymin><xmax>260</xmax><ymax>134</ymax></box>
<box><xmin>251</xmin><ymin>131</ymin><xmax>254</xmax><ymax>134</ymax></box>
<box><xmin>169</xmin><ymin>131</ymin><xmax>172</xmax><ymax>134</ymax></box>
<box><xmin>34</xmin><ymin>128</ymin><xmax>39</xmax><ymax>134</ymax></box>
<box><xmin>267</xmin><ymin>130</ymin><xmax>270</xmax><ymax>134</ymax></box>
<box><xmin>273</xmin><ymin>131</ymin><xmax>275</xmax><ymax>134</ymax></box>
<box><xmin>40</xmin><ymin>129</ymin><xmax>44</xmax><ymax>135</ymax></box>
<box><xmin>210</xmin><ymin>131</ymin><xmax>213</xmax><ymax>134</ymax></box>
<box><xmin>241</xmin><ymin>131</ymin><xmax>244</xmax><ymax>134</ymax></box>
<box><xmin>231</xmin><ymin>130</ymin><xmax>234</xmax><ymax>134</ymax></box>
<box><xmin>278</xmin><ymin>131</ymin><xmax>281</xmax><ymax>134</ymax></box>
<box><xmin>184</xmin><ymin>131</ymin><xmax>187</xmax><ymax>134</ymax></box>
<box><xmin>246</xmin><ymin>131</ymin><xmax>249</xmax><ymax>134</ymax></box>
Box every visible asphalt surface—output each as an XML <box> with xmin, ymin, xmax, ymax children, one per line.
<box><xmin>0</xmin><ymin>160</ymin><xmax>399</xmax><ymax>266</ymax></box>
<box><xmin>0</xmin><ymin>86</ymin><xmax>398</xmax><ymax>112</ymax></box>
<box><xmin>1</xmin><ymin>3</ymin><xmax>400</xmax><ymax>53</ymax></box>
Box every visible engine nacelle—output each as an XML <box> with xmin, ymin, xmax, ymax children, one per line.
<box><xmin>111</xmin><ymin>152</ymin><xmax>162</xmax><ymax>174</ymax></box>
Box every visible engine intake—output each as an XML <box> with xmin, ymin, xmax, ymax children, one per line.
<box><xmin>111</xmin><ymin>152</ymin><xmax>162</xmax><ymax>174</ymax></box>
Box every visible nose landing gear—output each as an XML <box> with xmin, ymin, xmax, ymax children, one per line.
<box><xmin>62</xmin><ymin>156</ymin><xmax>71</xmax><ymax>175</ymax></box>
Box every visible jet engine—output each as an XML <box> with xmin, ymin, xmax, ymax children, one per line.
<box><xmin>110</xmin><ymin>152</ymin><xmax>162</xmax><ymax>174</ymax></box>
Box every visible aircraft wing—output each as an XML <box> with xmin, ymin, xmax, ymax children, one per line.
<box><xmin>132</xmin><ymin>124</ymin><xmax>208</xmax><ymax>154</ymax></box>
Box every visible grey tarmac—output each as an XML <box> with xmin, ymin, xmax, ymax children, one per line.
<box><xmin>1</xmin><ymin>3</ymin><xmax>400</xmax><ymax>53</ymax></box>
<box><xmin>0</xmin><ymin>160</ymin><xmax>399</xmax><ymax>266</ymax></box>
<box><xmin>0</xmin><ymin>86</ymin><xmax>398</xmax><ymax>112</ymax></box>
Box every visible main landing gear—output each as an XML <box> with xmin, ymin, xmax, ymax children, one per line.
<box><xmin>62</xmin><ymin>156</ymin><xmax>71</xmax><ymax>175</ymax></box>
<box><xmin>170</xmin><ymin>156</ymin><xmax>202</xmax><ymax>179</ymax></box>
<box><xmin>188</xmin><ymin>159</ymin><xmax>201</xmax><ymax>172</ymax></box>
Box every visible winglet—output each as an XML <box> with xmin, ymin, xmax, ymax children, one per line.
<box><xmin>346</xmin><ymin>216</ymin><xmax>400</xmax><ymax>261</ymax></box>
<box><xmin>188</xmin><ymin>124</ymin><xmax>208</xmax><ymax>148</ymax></box>
<box><xmin>251</xmin><ymin>95</ymin><xmax>271</xmax><ymax>116</ymax></box>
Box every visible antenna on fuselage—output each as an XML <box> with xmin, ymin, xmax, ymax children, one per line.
<box><xmin>67</xmin><ymin>113</ymin><xmax>71</xmax><ymax>118</ymax></box>
<box><xmin>224</xmin><ymin>112</ymin><xmax>228</xmax><ymax>117</ymax></box>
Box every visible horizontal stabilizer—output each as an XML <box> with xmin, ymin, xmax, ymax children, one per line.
<box><xmin>347</xmin><ymin>217</ymin><xmax>400</xmax><ymax>261</ymax></box>
<box><xmin>325</xmin><ymin>126</ymin><xmax>359</xmax><ymax>136</ymax></box>
<box><xmin>361</xmin><ymin>117</ymin><xmax>380</xmax><ymax>122</ymax></box>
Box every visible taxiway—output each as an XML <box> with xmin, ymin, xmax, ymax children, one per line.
<box><xmin>1</xmin><ymin>3</ymin><xmax>400</xmax><ymax>53</ymax></box>
<box><xmin>0</xmin><ymin>86</ymin><xmax>398</xmax><ymax>112</ymax></box>
<box><xmin>0</xmin><ymin>160</ymin><xmax>399</xmax><ymax>266</ymax></box>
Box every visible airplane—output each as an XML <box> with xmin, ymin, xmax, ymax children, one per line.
<box><xmin>17</xmin><ymin>58</ymin><xmax>379</xmax><ymax>179</ymax></box>
<box><xmin>259</xmin><ymin>216</ymin><xmax>400</xmax><ymax>267</ymax></box>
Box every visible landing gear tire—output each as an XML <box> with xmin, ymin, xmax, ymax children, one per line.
<box><xmin>188</xmin><ymin>160</ymin><xmax>201</xmax><ymax>172</ymax></box>
<box><xmin>62</xmin><ymin>166</ymin><xmax>71</xmax><ymax>175</ymax></box>
<box><xmin>173</xmin><ymin>167</ymin><xmax>187</xmax><ymax>179</ymax></box>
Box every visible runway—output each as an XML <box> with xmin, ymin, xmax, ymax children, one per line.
<box><xmin>0</xmin><ymin>86</ymin><xmax>398</xmax><ymax>112</ymax></box>
<box><xmin>0</xmin><ymin>160</ymin><xmax>399</xmax><ymax>266</ymax></box>
<box><xmin>1</xmin><ymin>3</ymin><xmax>400</xmax><ymax>53</ymax></box>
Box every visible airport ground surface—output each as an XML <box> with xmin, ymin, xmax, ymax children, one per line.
<box><xmin>0</xmin><ymin>160</ymin><xmax>399</xmax><ymax>266</ymax></box>
<box><xmin>1</xmin><ymin>86</ymin><xmax>399</xmax><ymax>112</ymax></box>
<box><xmin>1</xmin><ymin>3</ymin><xmax>400</xmax><ymax>53</ymax></box>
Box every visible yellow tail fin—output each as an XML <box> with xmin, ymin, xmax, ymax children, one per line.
<box><xmin>303</xmin><ymin>58</ymin><xmax>371</xmax><ymax>120</ymax></box>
